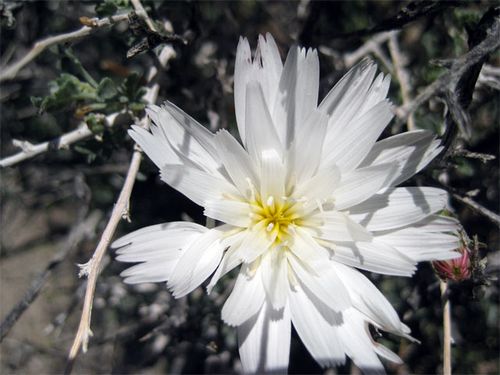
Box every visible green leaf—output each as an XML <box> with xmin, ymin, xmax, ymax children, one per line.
<box><xmin>62</xmin><ymin>47</ymin><xmax>98</xmax><ymax>88</ymax></box>
<box><xmin>97</xmin><ymin>78</ymin><xmax>118</xmax><ymax>100</ymax></box>
<box><xmin>116</xmin><ymin>72</ymin><xmax>147</xmax><ymax>112</ymax></box>
<box><xmin>129</xmin><ymin>102</ymin><xmax>145</xmax><ymax>112</ymax></box>
<box><xmin>120</xmin><ymin>72</ymin><xmax>142</xmax><ymax>98</ymax></box>
<box><xmin>85</xmin><ymin>113</ymin><xmax>106</xmax><ymax>136</ymax></box>
<box><xmin>32</xmin><ymin>73</ymin><xmax>97</xmax><ymax>114</ymax></box>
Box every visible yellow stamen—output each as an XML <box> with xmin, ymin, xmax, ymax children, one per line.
<box><xmin>249</xmin><ymin>194</ymin><xmax>301</xmax><ymax>248</ymax></box>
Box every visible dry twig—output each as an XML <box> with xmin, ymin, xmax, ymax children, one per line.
<box><xmin>344</xmin><ymin>32</ymin><xmax>393</xmax><ymax>70</ymax></box>
<box><xmin>388</xmin><ymin>31</ymin><xmax>415</xmax><ymax>131</ymax></box>
<box><xmin>0</xmin><ymin>1</ymin><xmax>176</xmax><ymax>169</ymax></box>
<box><xmin>0</xmin><ymin>13</ymin><xmax>130</xmax><ymax>82</ymax></box>
<box><xmin>64</xmin><ymin>147</ymin><xmax>145</xmax><ymax>373</ymax></box>
<box><xmin>440</xmin><ymin>280</ymin><xmax>452</xmax><ymax>375</ymax></box>
<box><xmin>452</xmin><ymin>193</ymin><xmax>500</xmax><ymax>228</ymax></box>
<box><xmin>65</xmin><ymin>2</ymin><xmax>175</xmax><ymax>371</ymax></box>
<box><xmin>0</xmin><ymin>10</ymin><xmax>137</xmax><ymax>168</ymax></box>
<box><xmin>450</xmin><ymin>149</ymin><xmax>496</xmax><ymax>163</ymax></box>
<box><xmin>395</xmin><ymin>9</ymin><xmax>500</xmax><ymax>127</ymax></box>
<box><xmin>332</xmin><ymin>1</ymin><xmax>459</xmax><ymax>39</ymax></box>
<box><xmin>320</xmin><ymin>32</ymin><xmax>393</xmax><ymax>71</ymax></box>
<box><xmin>131</xmin><ymin>0</ymin><xmax>157</xmax><ymax>32</ymax></box>
<box><xmin>0</xmin><ymin>114</ymin><xmax>118</xmax><ymax>168</ymax></box>
<box><xmin>65</xmin><ymin>90</ymin><xmax>160</xmax><ymax>374</ymax></box>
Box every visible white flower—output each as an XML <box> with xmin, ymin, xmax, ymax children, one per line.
<box><xmin>112</xmin><ymin>34</ymin><xmax>460</xmax><ymax>373</ymax></box>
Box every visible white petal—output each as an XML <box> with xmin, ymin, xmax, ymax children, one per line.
<box><xmin>375</xmin><ymin>225</ymin><xmax>460</xmax><ymax>262</ymax></box>
<box><xmin>295</xmin><ymin>48</ymin><xmax>320</xmax><ymax>126</ymax></box>
<box><xmin>113</xmin><ymin>222</ymin><xmax>207</xmax><ymax>284</ymax></box>
<box><xmin>112</xmin><ymin>222</ymin><xmax>206</xmax><ymax>249</ymax></box>
<box><xmin>359</xmin><ymin>73</ymin><xmax>391</xmax><ymax>114</ymax></box>
<box><xmin>289</xmin><ymin>109</ymin><xmax>329</xmax><ymax>182</ymax></box>
<box><xmin>322</xmin><ymin>100</ymin><xmax>394</xmax><ymax>173</ymax></box>
<box><xmin>257</xmin><ymin>33</ymin><xmax>283</xmax><ymax>109</ymax></box>
<box><xmin>332</xmin><ymin>262</ymin><xmax>408</xmax><ymax>335</ymax></box>
<box><xmin>373</xmin><ymin>343</ymin><xmax>403</xmax><ymax>365</ymax></box>
<box><xmin>116</xmin><ymin>240</ymin><xmax>183</xmax><ymax>263</ymax></box>
<box><xmin>160</xmin><ymin>164</ymin><xmax>240</xmax><ymax>207</ymax></box>
<box><xmin>238</xmin><ymin>300</ymin><xmax>291</xmax><ymax>374</ymax></box>
<box><xmin>204</xmin><ymin>199</ymin><xmax>251</xmax><ymax>227</ymax></box>
<box><xmin>162</xmin><ymin>101</ymin><xmax>219</xmax><ymax>162</ymax></box>
<box><xmin>293</xmin><ymin>165</ymin><xmax>340</xmax><ymax>204</ymax></box>
<box><xmin>167</xmin><ymin>226</ymin><xmax>227</xmax><ymax>298</ymax></box>
<box><xmin>271</xmin><ymin>46</ymin><xmax>298</xmax><ymax>148</ymax></box>
<box><xmin>234</xmin><ymin>35</ymin><xmax>284</xmax><ymax>145</ymax></box>
<box><xmin>348</xmin><ymin>187</ymin><xmax>449</xmax><ymax>231</ymax></box>
<box><xmin>259</xmin><ymin>33</ymin><xmax>283</xmax><ymax>78</ymax></box>
<box><xmin>288</xmin><ymin>227</ymin><xmax>330</xmax><ymax>270</ymax></box>
<box><xmin>245</xmin><ymin>81</ymin><xmax>283</xmax><ymax>162</ymax></box>
<box><xmin>288</xmin><ymin>252</ymin><xmax>351</xmax><ymax>312</ymax></box>
<box><xmin>337</xmin><ymin>310</ymin><xmax>385</xmax><ymax>373</ymax></box>
<box><xmin>234</xmin><ymin>37</ymin><xmax>253</xmax><ymax>144</ymax></box>
<box><xmin>311</xmin><ymin>210</ymin><xmax>373</xmax><ymax>242</ymax></box>
<box><xmin>142</xmin><ymin>104</ymin><xmax>221</xmax><ymax>174</ymax></box>
<box><xmin>359</xmin><ymin>130</ymin><xmax>442</xmax><ymax>186</ymax></box>
<box><xmin>333</xmin><ymin>163</ymin><xmax>398</xmax><ymax>211</ymax></box>
<box><xmin>222</xmin><ymin>263</ymin><xmax>266</xmax><ymax>326</ymax></box>
<box><xmin>120</xmin><ymin>261</ymin><xmax>177</xmax><ymax>284</ymax></box>
<box><xmin>213</xmin><ymin>129</ymin><xmax>259</xmax><ymax>198</ymax></box>
<box><xmin>272</xmin><ymin>47</ymin><xmax>319</xmax><ymax>148</ymax></box>
<box><xmin>260</xmin><ymin>149</ymin><xmax>286</xmax><ymax>201</ymax></box>
<box><xmin>321</xmin><ymin>61</ymin><xmax>377</xmax><ymax>150</ymax></box>
<box><xmin>207</xmin><ymin>231</ymin><xmax>247</xmax><ymax>293</ymax></box>
<box><xmin>288</xmin><ymin>282</ymin><xmax>346</xmax><ymax>367</ymax></box>
<box><xmin>319</xmin><ymin>59</ymin><xmax>375</xmax><ymax>117</ymax></box>
<box><xmin>236</xmin><ymin>224</ymin><xmax>274</xmax><ymax>264</ymax></box>
<box><xmin>393</xmin><ymin>139</ymin><xmax>441</xmax><ymax>186</ymax></box>
<box><xmin>128</xmin><ymin>125</ymin><xmax>179</xmax><ymax>168</ymax></box>
<box><xmin>328</xmin><ymin>241</ymin><xmax>416</xmax><ymax>276</ymax></box>
<box><xmin>408</xmin><ymin>214</ymin><xmax>460</xmax><ymax>232</ymax></box>
<box><xmin>261</xmin><ymin>250</ymin><xmax>289</xmax><ymax>309</ymax></box>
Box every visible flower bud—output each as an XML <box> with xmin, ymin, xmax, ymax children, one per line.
<box><xmin>433</xmin><ymin>247</ymin><xmax>471</xmax><ymax>282</ymax></box>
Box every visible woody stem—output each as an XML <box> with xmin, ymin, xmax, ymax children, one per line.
<box><xmin>440</xmin><ymin>280</ymin><xmax>452</xmax><ymax>375</ymax></box>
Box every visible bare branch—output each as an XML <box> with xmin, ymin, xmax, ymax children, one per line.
<box><xmin>131</xmin><ymin>0</ymin><xmax>157</xmax><ymax>32</ymax></box>
<box><xmin>395</xmin><ymin>9</ymin><xmax>500</xmax><ymax>127</ymax></box>
<box><xmin>0</xmin><ymin>211</ymin><xmax>102</xmax><ymax>342</ymax></box>
<box><xmin>0</xmin><ymin>13</ymin><xmax>130</xmax><ymax>82</ymax></box>
<box><xmin>451</xmin><ymin>149</ymin><xmax>496</xmax><ymax>163</ymax></box>
<box><xmin>388</xmin><ymin>31</ymin><xmax>415</xmax><ymax>131</ymax></box>
<box><xmin>331</xmin><ymin>1</ymin><xmax>460</xmax><ymax>39</ymax></box>
<box><xmin>64</xmin><ymin>4</ymin><xmax>172</xmax><ymax>367</ymax></box>
<box><xmin>319</xmin><ymin>32</ymin><xmax>393</xmax><ymax>71</ymax></box>
<box><xmin>440</xmin><ymin>280</ymin><xmax>452</xmax><ymax>375</ymax></box>
<box><xmin>0</xmin><ymin>113</ymin><xmax>120</xmax><ymax>168</ymax></box>
<box><xmin>64</xmin><ymin>148</ymin><xmax>145</xmax><ymax>373</ymax></box>
<box><xmin>0</xmin><ymin>6</ymin><xmax>178</xmax><ymax>169</ymax></box>
<box><xmin>452</xmin><ymin>193</ymin><xmax>500</xmax><ymax>228</ymax></box>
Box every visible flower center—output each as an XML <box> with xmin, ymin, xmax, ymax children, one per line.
<box><xmin>250</xmin><ymin>195</ymin><xmax>301</xmax><ymax>245</ymax></box>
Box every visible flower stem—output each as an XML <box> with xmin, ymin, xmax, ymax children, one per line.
<box><xmin>440</xmin><ymin>279</ymin><xmax>452</xmax><ymax>375</ymax></box>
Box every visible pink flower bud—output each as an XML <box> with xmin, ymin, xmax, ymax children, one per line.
<box><xmin>433</xmin><ymin>247</ymin><xmax>471</xmax><ymax>282</ymax></box>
